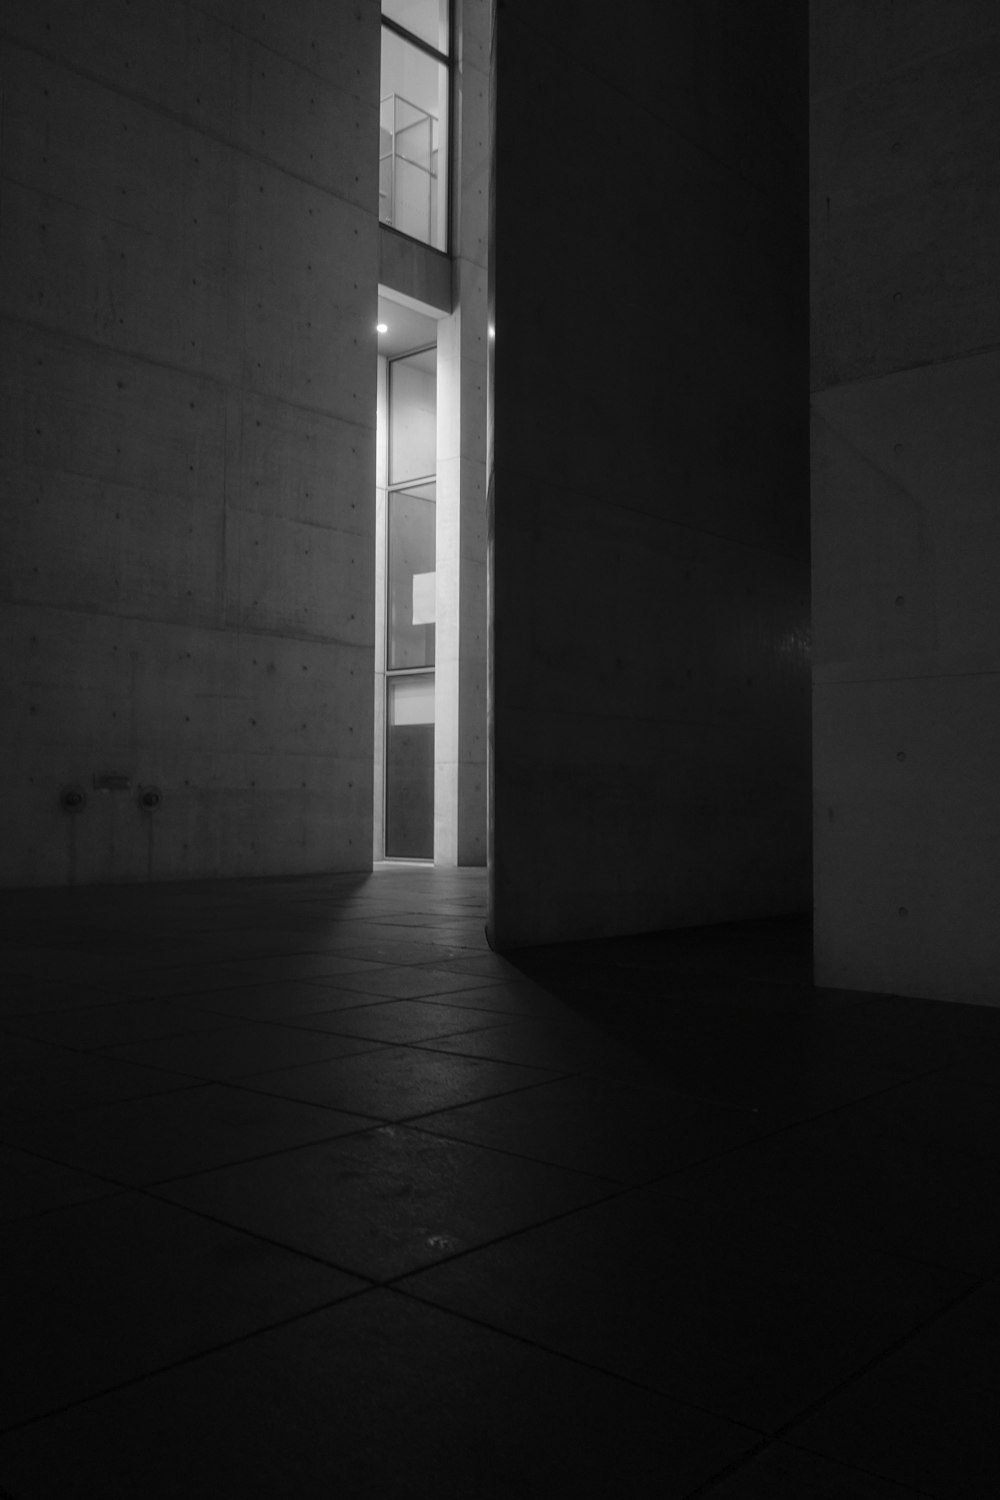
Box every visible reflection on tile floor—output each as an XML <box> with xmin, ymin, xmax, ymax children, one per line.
<box><xmin>1</xmin><ymin>865</ymin><xmax>998</xmax><ymax>1496</ymax></box>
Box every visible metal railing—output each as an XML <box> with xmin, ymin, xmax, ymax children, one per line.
<box><xmin>379</xmin><ymin>92</ymin><xmax>439</xmax><ymax>246</ymax></box>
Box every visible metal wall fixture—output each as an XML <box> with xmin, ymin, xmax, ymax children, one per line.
<box><xmin>93</xmin><ymin>773</ymin><xmax>132</xmax><ymax>792</ymax></box>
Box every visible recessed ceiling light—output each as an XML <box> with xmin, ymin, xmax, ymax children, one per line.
<box><xmin>376</xmin><ymin>323</ymin><xmax>388</xmax><ymax>334</ymax></box>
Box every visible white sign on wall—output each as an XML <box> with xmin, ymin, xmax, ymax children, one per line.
<box><xmin>412</xmin><ymin>571</ymin><xmax>436</xmax><ymax>625</ymax></box>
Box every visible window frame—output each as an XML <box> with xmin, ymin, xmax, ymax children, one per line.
<box><xmin>380</xmin><ymin>4</ymin><xmax>454</xmax><ymax>256</ymax></box>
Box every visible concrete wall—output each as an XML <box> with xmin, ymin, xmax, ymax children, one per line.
<box><xmin>488</xmin><ymin>2</ymin><xmax>810</xmax><ymax>947</ymax></box>
<box><xmin>811</xmin><ymin>1</ymin><xmax>1000</xmax><ymax>1001</ymax></box>
<box><xmin>0</xmin><ymin>0</ymin><xmax>381</xmax><ymax>885</ymax></box>
<box><xmin>434</xmin><ymin>0</ymin><xmax>489</xmax><ymax>867</ymax></box>
<box><xmin>373</xmin><ymin>353</ymin><xmax>389</xmax><ymax>862</ymax></box>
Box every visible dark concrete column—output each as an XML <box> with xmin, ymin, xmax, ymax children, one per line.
<box><xmin>811</xmin><ymin>2</ymin><xmax>1000</xmax><ymax>1002</ymax></box>
<box><xmin>487</xmin><ymin>2</ymin><xmax>810</xmax><ymax>948</ymax></box>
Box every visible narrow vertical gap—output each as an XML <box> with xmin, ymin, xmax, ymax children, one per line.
<box><xmin>374</xmin><ymin>322</ymin><xmax>438</xmax><ymax>862</ymax></box>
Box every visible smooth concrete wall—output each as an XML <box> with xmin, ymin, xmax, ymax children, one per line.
<box><xmin>434</xmin><ymin>0</ymin><xmax>489</xmax><ymax>867</ymax></box>
<box><xmin>373</xmin><ymin>354</ymin><xmax>389</xmax><ymax>862</ymax></box>
<box><xmin>488</xmin><ymin>3</ymin><xmax>810</xmax><ymax>947</ymax></box>
<box><xmin>0</xmin><ymin>1</ymin><xmax>381</xmax><ymax>885</ymax></box>
<box><xmin>811</xmin><ymin>2</ymin><xmax>1000</xmax><ymax>1001</ymax></box>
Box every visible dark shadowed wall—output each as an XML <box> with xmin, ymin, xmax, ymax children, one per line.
<box><xmin>811</xmin><ymin>1</ymin><xmax>1000</xmax><ymax>1001</ymax></box>
<box><xmin>487</xmin><ymin>2</ymin><xmax>810</xmax><ymax>947</ymax></box>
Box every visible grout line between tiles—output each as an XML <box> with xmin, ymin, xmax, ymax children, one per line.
<box><xmin>684</xmin><ymin>1431</ymin><xmax>941</xmax><ymax>1500</ymax></box>
<box><xmin>0</xmin><ymin>1281</ymin><xmax>379</xmax><ymax>1442</ymax></box>
<box><xmin>389</xmin><ymin>1281</ymin><xmax>766</xmax><ymax>1445</ymax></box>
<box><xmin>681</xmin><ymin>1262</ymin><xmax>1000</xmax><ymax>1499</ymax></box>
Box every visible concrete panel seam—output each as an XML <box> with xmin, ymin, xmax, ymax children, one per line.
<box><xmin>810</xmin><ymin>28</ymin><xmax>1000</xmax><ymax>106</ymax></box>
<box><xmin>208</xmin><ymin>17</ymin><xmax>365</xmax><ymax>93</ymax></box>
<box><xmin>814</xmin><ymin>669</ymin><xmax>1000</xmax><ymax>687</ymax></box>
<box><xmin>0</xmin><ymin>30</ymin><xmax>378</xmax><ymax>211</ymax></box>
<box><xmin>810</xmin><ymin>338</ymin><xmax>1000</xmax><ymax>398</ymax></box>
<box><xmin>0</xmin><ymin>313</ymin><xmax>377</xmax><ymax>435</ymax></box>
<box><xmin>0</xmin><ymin>596</ymin><xmax>374</xmax><ymax>649</ymax></box>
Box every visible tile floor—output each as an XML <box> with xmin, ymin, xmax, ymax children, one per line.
<box><xmin>1</xmin><ymin>865</ymin><xmax>999</xmax><ymax>1497</ymax></box>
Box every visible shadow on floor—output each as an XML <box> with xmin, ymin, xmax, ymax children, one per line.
<box><xmin>0</xmin><ymin>868</ymin><xmax>997</xmax><ymax>1497</ymax></box>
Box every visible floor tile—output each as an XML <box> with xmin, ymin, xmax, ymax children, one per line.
<box><xmin>0</xmin><ymin>1082</ymin><xmax>376</xmax><ymax>1185</ymax></box>
<box><xmin>415</xmin><ymin>952</ymin><xmax>540</xmax><ymax>981</ymax></box>
<box><xmin>821</xmin><ymin>1070</ymin><xmax>1000</xmax><ymax>1161</ymax></box>
<box><xmin>155</xmin><ymin>1123</ymin><xmax>617</xmax><ymax>1279</ymax></box>
<box><xmin>0</xmin><ymin>1034</ymin><xmax>194</xmax><ymax>1119</ymax></box>
<box><xmin>509</xmin><ymin>927</ymin><xmax>817</xmax><ymax>996</ymax></box>
<box><xmin>0</xmin><ymin>1290</ymin><xmax>756</xmax><ymax>1497</ymax></box>
<box><xmin>361</xmin><ymin>912</ymin><xmax>458</xmax><ymax>928</ymax></box>
<box><xmin>414</xmin><ymin>1016</ymin><xmax>686</xmax><ymax>1081</ymax></box>
<box><xmin>412</xmin><ymin>977</ymin><xmax>587</xmax><ymax>1018</ymax></box>
<box><xmin>83</xmin><ymin>963</ymin><xmax>269</xmax><ymax>1000</ymax></box>
<box><xmin>233</xmin><ymin>1045</ymin><xmax>559</xmax><ymax>1120</ymax></box>
<box><xmin>660</xmin><ymin>1115</ymin><xmax>1000</xmax><ymax>1274</ymax></box>
<box><xmin>3</xmin><ymin>865</ymin><xmax>996</xmax><ymax>1494</ymax></box>
<box><xmin>0</xmin><ymin>1142</ymin><xmax>118</xmax><ymax>1221</ymax></box>
<box><xmin>567</xmin><ymin>1010</ymin><xmax>944</xmax><ymax>1119</ymax></box>
<box><xmin>314</xmin><ymin>937</ymin><xmax>478</xmax><ymax>964</ymax></box>
<box><xmin>832</xmin><ymin>992</ymin><xmax>1000</xmax><ymax>1041</ymax></box>
<box><xmin>574</xmin><ymin>972</ymin><xmax>873</xmax><ymax>1018</ymax></box>
<box><xmin>398</xmin><ymin>1184</ymin><xmax>969</xmax><ymax>1432</ymax></box>
<box><xmin>937</xmin><ymin>1047</ymin><xmax>1000</xmax><ymax>1087</ymax></box>
<box><xmin>784</xmin><ymin>1278</ymin><xmax>1000</xmax><ymax>1499</ymax></box>
<box><xmin>700</xmin><ymin>1443</ymin><xmax>933</xmax><ymax>1497</ymax></box>
<box><xmin>421</xmin><ymin>925</ymin><xmax>492</xmax><ymax>949</ymax></box>
<box><xmin>0</xmin><ymin>948</ymin><xmax>134</xmax><ymax>983</ymax></box>
<box><xmin>3</xmin><ymin>998</ymin><xmax>242</xmax><ymax>1051</ymax></box>
<box><xmin>293</xmin><ymin>999</ymin><xmax>509</xmax><ymax>1044</ymax></box>
<box><xmin>0</xmin><ymin>978</ymin><xmax>113</xmax><ymax>1017</ymax></box>
<box><xmin>305</xmin><ymin>965</ymin><xmax>499</xmax><ymax>1000</ymax></box>
<box><xmin>100</xmin><ymin>1019</ymin><xmax>379</xmax><ymax>1079</ymax></box>
<box><xmin>337</xmin><ymin>922</ymin><xmax>468</xmax><ymax>945</ymax></box>
<box><xmin>201</xmin><ymin>953</ymin><xmax>392</xmax><ymax>981</ymax></box>
<box><xmin>412</xmin><ymin>1073</ymin><xmax>785</xmax><ymax>1185</ymax></box>
<box><xmin>160</xmin><ymin>978</ymin><xmax>396</xmax><ymax>1020</ymax></box>
<box><xmin>0</xmin><ymin>1191</ymin><xmax>364</xmax><ymax>1431</ymax></box>
<box><xmin>592</xmin><ymin>1000</ymin><xmax>952</xmax><ymax>1078</ymax></box>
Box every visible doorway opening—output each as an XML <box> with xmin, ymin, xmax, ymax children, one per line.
<box><xmin>372</xmin><ymin>0</ymin><xmax>489</xmax><ymax>872</ymax></box>
<box><xmin>375</xmin><ymin>297</ymin><xmax>441</xmax><ymax>861</ymax></box>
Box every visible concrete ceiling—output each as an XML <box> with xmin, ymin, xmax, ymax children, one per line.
<box><xmin>376</xmin><ymin>292</ymin><xmax>442</xmax><ymax>359</ymax></box>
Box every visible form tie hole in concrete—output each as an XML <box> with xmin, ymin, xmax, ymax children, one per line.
<box><xmin>59</xmin><ymin>786</ymin><xmax>87</xmax><ymax>813</ymax></box>
<box><xmin>138</xmin><ymin>787</ymin><xmax>163</xmax><ymax>812</ymax></box>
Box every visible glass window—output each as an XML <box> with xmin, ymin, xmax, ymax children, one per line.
<box><xmin>387</xmin><ymin>483</ymin><xmax>436</xmax><ymax>670</ymax></box>
<box><xmin>389</xmin><ymin>348</ymin><xmax>436</xmax><ymax>484</ymax></box>
<box><xmin>379</xmin><ymin>27</ymin><xmax>449</xmax><ymax>250</ymax></box>
<box><xmin>385</xmin><ymin>675</ymin><xmax>434</xmax><ymax>857</ymax></box>
<box><xmin>382</xmin><ymin>0</ymin><xmax>449</xmax><ymax>54</ymax></box>
<box><xmin>389</xmin><ymin>675</ymin><xmax>435</xmax><ymax>725</ymax></box>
